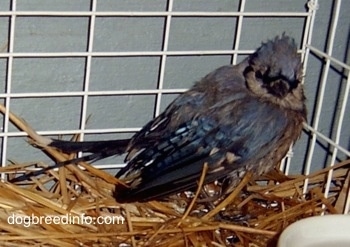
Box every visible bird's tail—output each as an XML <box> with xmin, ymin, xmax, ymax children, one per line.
<box><xmin>48</xmin><ymin>138</ymin><xmax>130</xmax><ymax>156</ymax></box>
<box><xmin>10</xmin><ymin>138</ymin><xmax>130</xmax><ymax>183</ymax></box>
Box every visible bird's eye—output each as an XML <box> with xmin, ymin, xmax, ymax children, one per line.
<box><xmin>255</xmin><ymin>71</ymin><xmax>263</xmax><ymax>79</ymax></box>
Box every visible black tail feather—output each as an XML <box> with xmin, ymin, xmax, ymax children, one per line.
<box><xmin>49</xmin><ymin>138</ymin><xmax>130</xmax><ymax>155</ymax></box>
<box><xmin>10</xmin><ymin>153</ymin><xmax>102</xmax><ymax>183</ymax></box>
<box><xmin>11</xmin><ymin>139</ymin><xmax>130</xmax><ymax>183</ymax></box>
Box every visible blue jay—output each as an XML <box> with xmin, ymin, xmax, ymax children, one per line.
<box><xmin>15</xmin><ymin>35</ymin><xmax>307</xmax><ymax>203</ymax></box>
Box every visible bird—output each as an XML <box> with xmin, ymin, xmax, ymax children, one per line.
<box><xmin>15</xmin><ymin>35</ymin><xmax>307</xmax><ymax>203</ymax></box>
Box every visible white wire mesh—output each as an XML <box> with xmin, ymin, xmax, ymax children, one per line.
<box><xmin>301</xmin><ymin>0</ymin><xmax>350</xmax><ymax>212</ymax></box>
<box><xmin>0</xmin><ymin>0</ymin><xmax>348</xmax><ymax>211</ymax></box>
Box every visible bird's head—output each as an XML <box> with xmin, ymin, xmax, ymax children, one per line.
<box><xmin>244</xmin><ymin>35</ymin><xmax>303</xmax><ymax>99</ymax></box>
<box><xmin>242</xmin><ymin>35</ymin><xmax>306</xmax><ymax>115</ymax></box>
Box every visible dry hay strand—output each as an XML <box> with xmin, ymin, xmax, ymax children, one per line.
<box><xmin>0</xmin><ymin>104</ymin><xmax>349</xmax><ymax>247</ymax></box>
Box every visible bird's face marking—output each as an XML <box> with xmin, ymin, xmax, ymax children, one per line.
<box><xmin>247</xmin><ymin>35</ymin><xmax>303</xmax><ymax>99</ymax></box>
<box><xmin>243</xmin><ymin>35</ymin><xmax>305</xmax><ymax>113</ymax></box>
<box><xmin>255</xmin><ymin>64</ymin><xmax>302</xmax><ymax>98</ymax></box>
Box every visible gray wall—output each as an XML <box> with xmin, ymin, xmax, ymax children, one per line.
<box><xmin>0</xmin><ymin>0</ymin><xmax>349</xmax><ymax>175</ymax></box>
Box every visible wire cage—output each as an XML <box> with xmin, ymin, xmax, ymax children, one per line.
<box><xmin>0</xmin><ymin>0</ymin><xmax>349</xmax><ymax>245</ymax></box>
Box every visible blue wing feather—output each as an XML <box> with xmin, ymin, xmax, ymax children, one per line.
<box><xmin>116</xmin><ymin>80</ymin><xmax>291</xmax><ymax>201</ymax></box>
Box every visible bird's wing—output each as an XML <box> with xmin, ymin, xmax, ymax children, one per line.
<box><xmin>115</xmin><ymin>86</ymin><xmax>291</xmax><ymax>202</ymax></box>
